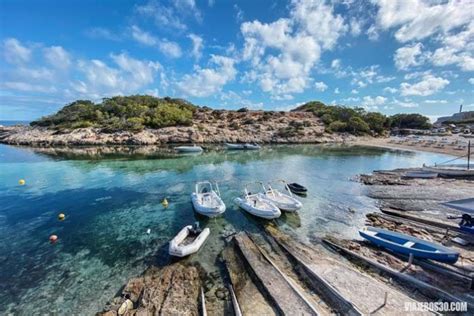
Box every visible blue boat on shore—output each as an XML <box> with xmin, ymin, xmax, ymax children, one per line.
<box><xmin>359</xmin><ymin>227</ymin><xmax>460</xmax><ymax>264</ymax></box>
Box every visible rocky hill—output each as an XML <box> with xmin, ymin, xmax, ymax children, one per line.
<box><xmin>0</xmin><ymin>107</ymin><xmax>350</xmax><ymax>146</ymax></box>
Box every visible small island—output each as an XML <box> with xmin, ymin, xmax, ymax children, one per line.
<box><xmin>0</xmin><ymin>95</ymin><xmax>431</xmax><ymax>147</ymax></box>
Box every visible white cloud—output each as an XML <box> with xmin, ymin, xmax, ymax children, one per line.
<box><xmin>131</xmin><ymin>25</ymin><xmax>157</xmax><ymax>46</ymax></box>
<box><xmin>424</xmin><ymin>99</ymin><xmax>447</xmax><ymax>104</ymax></box>
<box><xmin>130</xmin><ymin>25</ymin><xmax>182</xmax><ymax>58</ymax></box>
<box><xmin>2</xmin><ymin>81</ymin><xmax>57</xmax><ymax>93</ymax></box>
<box><xmin>394</xmin><ymin>42</ymin><xmax>424</xmax><ymax>70</ymax></box>
<box><xmin>362</xmin><ymin>95</ymin><xmax>386</xmax><ymax>107</ymax></box>
<box><xmin>331</xmin><ymin>59</ymin><xmax>341</xmax><ymax>69</ymax></box>
<box><xmin>373</xmin><ymin>1</ymin><xmax>474</xmax><ymax>72</ymax></box>
<box><xmin>234</xmin><ymin>4</ymin><xmax>244</xmax><ymax>22</ymax></box>
<box><xmin>44</xmin><ymin>46</ymin><xmax>71</xmax><ymax>69</ymax></box>
<box><xmin>372</xmin><ymin>0</ymin><xmax>474</xmax><ymax>42</ymax></box>
<box><xmin>158</xmin><ymin>40</ymin><xmax>182</xmax><ymax>58</ymax></box>
<box><xmin>135</xmin><ymin>0</ymin><xmax>191</xmax><ymax>31</ymax></box>
<box><xmin>74</xmin><ymin>53</ymin><xmax>161</xmax><ymax>97</ymax></box>
<box><xmin>314</xmin><ymin>81</ymin><xmax>328</xmax><ymax>91</ymax></box>
<box><xmin>400</xmin><ymin>74</ymin><xmax>449</xmax><ymax>96</ymax></box>
<box><xmin>349</xmin><ymin>18</ymin><xmax>362</xmax><ymax>36</ymax></box>
<box><xmin>240</xmin><ymin>0</ymin><xmax>346</xmax><ymax>98</ymax></box>
<box><xmin>3</xmin><ymin>38</ymin><xmax>31</xmax><ymax>64</ymax></box>
<box><xmin>469</xmin><ymin>78</ymin><xmax>474</xmax><ymax>85</ymax></box>
<box><xmin>348</xmin><ymin>65</ymin><xmax>394</xmax><ymax>88</ymax></box>
<box><xmin>85</xmin><ymin>27</ymin><xmax>121</xmax><ymax>41</ymax></box>
<box><xmin>177</xmin><ymin>55</ymin><xmax>236</xmax><ymax>97</ymax></box>
<box><xmin>383</xmin><ymin>87</ymin><xmax>398</xmax><ymax>93</ymax></box>
<box><xmin>392</xmin><ymin>99</ymin><xmax>418</xmax><ymax>108</ymax></box>
<box><xmin>188</xmin><ymin>34</ymin><xmax>203</xmax><ymax>60</ymax></box>
<box><xmin>430</xmin><ymin>21</ymin><xmax>474</xmax><ymax>71</ymax></box>
<box><xmin>351</xmin><ymin>89</ymin><xmax>358</xmax><ymax>94</ymax></box>
<box><xmin>366</xmin><ymin>24</ymin><xmax>379</xmax><ymax>41</ymax></box>
<box><xmin>334</xmin><ymin>87</ymin><xmax>340</xmax><ymax>94</ymax></box>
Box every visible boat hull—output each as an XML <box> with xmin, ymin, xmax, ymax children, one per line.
<box><xmin>191</xmin><ymin>192</ymin><xmax>226</xmax><ymax>217</ymax></box>
<box><xmin>459</xmin><ymin>225</ymin><xmax>474</xmax><ymax>235</ymax></box>
<box><xmin>260</xmin><ymin>192</ymin><xmax>302</xmax><ymax>212</ymax></box>
<box><xmin>169</xmin><ymin>226</ymin><xmax>210</xmax><ymax>257</ymax></box>
<box><xmin>287</xmin><ymin>183</ymin><xmax>307</xmax><ymax>194</ymax></box>
<box><xmin>225</xmin><ymin>143</ymin><xmax>246</xmax><ymax>150</ymax></box>
<box><xmin>175</xmin><ymin>146</ymin><xmax>203</xmax><ymax>153</ymax></box>
<box><xmin>234</xmin><ymin>197</ymin><xmax>281</xmax><ymax>219</ymax></box>
<box><xmin>359</xmin><ymin>227</ymin><xmax>459</xmax><ymax>264</ymax></box>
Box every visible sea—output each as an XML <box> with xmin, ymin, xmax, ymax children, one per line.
<box><xmin>0</xmin><ymin>143</ymin><xmax>452</xmax><ymax>314</ymax></box>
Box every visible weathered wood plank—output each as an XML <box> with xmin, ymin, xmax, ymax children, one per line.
<box><xmin>323</xmin><ymin>238</ymin><xmax>474</xmax><ymax>311</ymax></box>
<box><xmin>235</xmin><ymin>232</ymin><xmax>319</xmax><ymax>315</ymax></box>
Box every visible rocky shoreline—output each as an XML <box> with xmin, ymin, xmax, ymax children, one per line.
<box><xmin>0</xmin><ymin>109</ymin><xmax>355</xmax><ymax>146</ymax></box>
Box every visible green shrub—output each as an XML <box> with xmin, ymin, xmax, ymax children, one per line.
<box><xmin>327</xmin><ymin>120</ymin><xmax>347</xmax><ymax>133</ymax></box>
<box><xmin>31</xmin><ymin>95</ymin><xmax>196</xmax><ymax>131</ymax></box>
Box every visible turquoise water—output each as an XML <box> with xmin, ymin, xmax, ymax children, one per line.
<box><xmin>0</xmin><ymin>144</ymin><xmax>451</xmax><ymax>315</ymax></box>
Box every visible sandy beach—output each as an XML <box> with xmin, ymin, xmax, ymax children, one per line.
<box><xmin>353</xmin><ymin>135</ymin><xmax>473</xmax><ymax>158</ymax></box>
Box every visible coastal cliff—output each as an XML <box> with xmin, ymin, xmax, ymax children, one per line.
<box><xmin>0</xmin><ymin>108</ymin><xmax>352</xmax><ymax>146</ymax></box>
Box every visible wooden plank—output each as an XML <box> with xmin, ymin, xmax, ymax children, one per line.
<box><xmin>322</xmin><ymin>238</ymin><xmax>474</xmax><ymax>311</ymax></box>
<box><xmin>270</xmin><ymin>236</ymin><xmax>363</xmax><ymax>316</ymax></box>
<box><xmin>235</xmin><ymin>232</ymin><xmax>319</xmax><ymax>315</ymax></box>
<box><xmin>380</xmin><ymin>208</ymin><xmax>461</xmax><ymax>232</ymax></box>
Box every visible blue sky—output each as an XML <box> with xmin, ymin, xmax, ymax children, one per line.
<box><xmin>0</xmin><ymin>0</ymin><xmax>473</xmax><ymax>121</ymax></box>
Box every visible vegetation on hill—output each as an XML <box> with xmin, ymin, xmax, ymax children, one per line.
<box><xmin>31</xmin><ymin>95</ymin><xmax>196</xmax><ymax>131</ymax></box>
<box><xmin>293</xmin><ymin>101</ymin><xmax>432</xmax><ymax>135</ymax></box>
<box><xmin>31</xmin><ymin>95</ymin><xmax>432</xmax><ymax>136</ymax></box>
<box><xmin>389</xmin><ymin>113</ymin><xmax>431</xmax><ymax>130</ymax></box>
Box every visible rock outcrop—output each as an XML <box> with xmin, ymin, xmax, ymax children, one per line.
<box><xmin>98</xmin><ymin>263</ymin><xmax>202</xmax><ymax>316</ymax></box>
<box><xmin>0</xmin><ymin>109</ymin><xmax>354</xmax><ymax>146</ymax></box>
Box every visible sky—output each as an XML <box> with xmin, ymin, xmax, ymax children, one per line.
<box><xmin>0</xmin><ymin>0</ymin><xmax>473</xmax><ymax>121</ymax></box>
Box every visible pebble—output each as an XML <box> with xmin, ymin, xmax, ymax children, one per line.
<box><xmin>215</xmin><ymin>287</ymin><xmax>227</xmax><ymax>300</ymax></box>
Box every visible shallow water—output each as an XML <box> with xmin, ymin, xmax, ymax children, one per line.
<box><xmin>0</xmin><ymin>144</ymin><xmax>451</xmax><ymax>315</ymax></box>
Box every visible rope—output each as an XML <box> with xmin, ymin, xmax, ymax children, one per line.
<box><xmin>435</xmin><ymin>154</ymin><xmax>468</xmax><ymax>166</ymax></box>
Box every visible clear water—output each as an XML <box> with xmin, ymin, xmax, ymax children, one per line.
<box><xmin>0</xmin><ymin>144</ymin><xmax>451</xmax><ymax>315</ymax></box>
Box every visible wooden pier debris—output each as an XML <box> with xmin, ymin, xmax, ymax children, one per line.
<box><xmin>264</xmin><ymin>226</ymin><xmax>432</xmax><ymax>315</ymax></box>
<box><xmin>233</xmin><ymin>232</ymin><xmax>320</xmax><ymax>315</ymax></box>
<box><xmin>323</xmin><ymin>238</ymin><xmax>474</xmax><ymax>311</ymax></box>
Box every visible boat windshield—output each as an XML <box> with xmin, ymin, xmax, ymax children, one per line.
<box><xmin>196</xmin><ymin>182</ymin><xmax>213</xmax><ymax>194</ymax></box>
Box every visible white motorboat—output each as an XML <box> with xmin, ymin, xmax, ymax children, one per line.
<box><xmin>226</xmin><ymin>143</ymin><xmax>246</xmax><ymax>150</ymax></box>
<box><xmin>175</xmin><ymin>145</ymin><xmax>203</xmax><ymax>153</ymax></box>
<box><xmin>169</xmin><ymin>224</ymin><xmax>210</xmax><ymax>257</ymax></box>
<box><xmin>244</xmin><ymin>143</ymin><xmax>261</xmax><ymax>150</ymax></box>
<box><xmin>234</xmin><ymin>184</ymin><xmax>281</xmax><ymax>219</ymax></box>
<box><xmin>260</xmin><ymin>180</ymin><xmax>302</xmax><ymax>212</ymax></box>
<box><xmin>191</xmin><ymin>181</ymin><xmax>226</xmax><ymax>217</ymax></box>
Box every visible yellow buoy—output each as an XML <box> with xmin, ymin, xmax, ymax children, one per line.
<box><xmin>162</xmin><ymin>198</ymin><xmax>169</xmax><ymax>208</ymax></box>
<box><xmin>58</xmin><ymin>213</ymin><xmax>66</xmax><ymax>221</ymax></box>
<box><xmin>18</xmin><ymin>179</ymin><xmax>26</xmax><ymax>185</ymax></box>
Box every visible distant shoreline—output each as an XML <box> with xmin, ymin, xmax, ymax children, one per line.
<box><xmin>351</xmin><ymin>136</ymin><xmax>471</xmax><ymax>157</ymax></box>
<box><xmin>0</xmin><ymin>123</ymin><xmax>356</xmax><ymax>147</ymax></box>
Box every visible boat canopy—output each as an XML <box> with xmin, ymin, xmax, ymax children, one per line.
<box><xmin>441</xmin><ymin>198</ymin><xmax>474</xmax><ymax>214</ymax></box>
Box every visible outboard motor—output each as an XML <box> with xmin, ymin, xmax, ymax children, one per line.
<box><xmin>192</xmin><ymin>221</ymin><xmax>202</xmax><ymax>234</ymax></box>
<box><xmin>460</xmin><ymin>214</ymin><xmax>473</xmax><ymax>227</ymax></box>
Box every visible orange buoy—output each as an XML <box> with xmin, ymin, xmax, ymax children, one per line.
<box><xmin>58</xmin><ymin>213</ymin><xmax>66</xmax><ymax>221</ymax></box>
<box><xmin>19</xmin><ymin>179</ymin><xmax>26</xmax><ymax>185</ymax></box>
<box><xmin>49</xmin><ymin>235</ymin><xmax>58</xmax><ymax>244</ymax></box>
